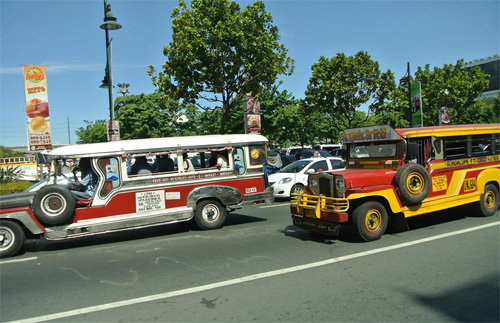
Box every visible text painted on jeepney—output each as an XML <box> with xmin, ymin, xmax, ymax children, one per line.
<box><xmin>136</xmin><ymin>190</ymin><xmax>165</xmax><ymax>213</ymax></box>
<box><xmin>445</xmin><ymin>155</ymin><xmax>499</xmax><ymax>167</ymax></box>
<box><xmin>432</xmin><ymin>175</ymin><xmax>448</xmax><ymax>192</ymax></box>
<box><xmin>150</xmin><ymin>171</ymin><xmax>233</xmax><ymax>184</ymax></box>
<box><xmin>463</xmin><ymin>178</ymin><xmax>477</xmax><ymax>192</ymax></box>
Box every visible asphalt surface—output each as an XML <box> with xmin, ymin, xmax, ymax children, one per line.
<box><xmin>0</xmin><ymin>202</ymin><xmax>499</xmax><ymax>322</ymax></box>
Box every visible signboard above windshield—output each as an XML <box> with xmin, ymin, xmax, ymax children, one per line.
<box><xmin>342</xmin><ymin>125</ymin><xmax>401</xmax><ymax>143</ymax></box>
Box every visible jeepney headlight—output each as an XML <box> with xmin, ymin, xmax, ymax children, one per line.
<box><xmin>334</xmin><ymin>177</ymin><xmax>346</xmax><ymax>198</ymax></box>
<box><xmin>279</xmin><ymin>177</ymin><xmax>292</xmax><ymax>184</ymax></box>
<box><xmin>309</xmin><ymin>177</ymin><xmax>319</xmax><ymax>189</ymax></box>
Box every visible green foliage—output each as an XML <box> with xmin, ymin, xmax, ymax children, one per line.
<box><xmin>0</xmin><ymin>165</ymin><xmax>22</xmax><ymax>184</ymax></box>
<box><xmin>75</xmin><ymin>120</ymin><xmax>108</xmax><ymax>144</ymax></box>
<box><xmin>115</xmin><ymin>93</ymin><xmax>198</xmax><ymax>139</ymax></box>
<box><xmin>0</xmin><ymin>146</ymin><xmax>24</xmax><ymax>158</ymax></box>
<box><xmin>0</xmin><ymin>180</ymin><xmax>33</xmax><ymax>195</ymax></box>
<box><xmin>415</xmin><ymin>60</ymin><xmax>491</xmax><ymax>125</ymax></box>
<box><xmin>304</xmin><ymin>51</ymin><xmax>396</xmax><ymax>129</ymax></box>
<box><xmin>148</xmin><ymin>0</ymin><xmax>294</xmax><ymax>134</ymax></box>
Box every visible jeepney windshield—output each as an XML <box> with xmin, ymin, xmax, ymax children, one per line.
<box><xmin>349</xmin><ymin>142</ymin><xmax>397</xmax><ymax>159</ymax></box>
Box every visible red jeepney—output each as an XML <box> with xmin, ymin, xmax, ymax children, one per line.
<box><xmin>291</xmin><ymin>124</ymin><xmax>500</xmax><ymax>241</ymax></box>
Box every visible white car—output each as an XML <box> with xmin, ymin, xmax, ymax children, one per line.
<box><xmin>269</xmin><ymin>157</ymin><xmax>345</xmax><ymax>198</ymax></box>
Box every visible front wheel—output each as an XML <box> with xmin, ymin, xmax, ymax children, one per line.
<box><xmin>291</xmin><ymin>184</ymin><xmax>304</xmax><ymax>196</ymax></box>
<box><xmin>194</xmin><ymin>200</ymin><xmax>227</xmax><ymax>230</ymax></box>
<box><xmin>351</xmin><ymin>201</ymin><xmax>388</xmax><ymax>242</ymax></box>
<box><xmin>0</xmin><ymin>220</ymin><xmax>25</xmax><ymax>258</ymax></box>
<box><xmin>477</xmin><ymin>184</ymin><xmax>499</xmax><ymax>217</ymax></box>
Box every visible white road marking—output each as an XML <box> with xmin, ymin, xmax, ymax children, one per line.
<box><xmin>0</xmin><ymin>257</ymin><xmax>37</xmax><ymax>265</ymax></box>
<box><xmin>8</xmin><ymin>221</ymin><xmax>500</xmax><ymax>323</ymax></box>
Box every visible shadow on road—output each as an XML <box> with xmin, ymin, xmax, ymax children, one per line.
<box><xmin>410</xmin><ymin>272</ymin><xmax>499</xmax><ymax>322</ymax></box>
<box><xmin>22</xmin><ymin>213</ymin><xmax>267</xmax><ymax>256</ymax></box>
<box><xmin>280</xmin><ymin>203</ymin><xmax>489</xmax><ymax>244</ymax></box>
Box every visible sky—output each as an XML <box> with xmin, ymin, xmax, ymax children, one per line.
<box><xmin>1</xmin><ymin>0</ymin><xmax>499</xmax><ymax>148</ymax></box>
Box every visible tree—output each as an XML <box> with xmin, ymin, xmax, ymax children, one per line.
<box><xmin>0</xmin><ymin>146</ymin><xmax>24</xmax><ymax>158</ymax></box>
<box><xmin>415</xmin><ymin>60</ymin><xmax>490</xmax><ymax>125</ymax></box>
<box><xmin>148</xmin><ymin>0</ymin><xmax>294</xmax><ymax>134</ymax></box>
<box><xmin>75</xmin><ymin>120</ymin><xmax>107</xmax><ymax>144</ymax></box>
<box><xmin>114</xmin><ymin>93</ymin><xmax>197</xmax><ymax>139</ymax></box>
<box><xmin>304</xmin><ymin>51</ymin><xmax>395</xmax><ymax>129</ymax></box>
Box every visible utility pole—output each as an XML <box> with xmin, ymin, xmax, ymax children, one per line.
<box><xmin>67</xmin><ymin>116</ymin><xmax>71</xmax><ymax>145</ymax></box>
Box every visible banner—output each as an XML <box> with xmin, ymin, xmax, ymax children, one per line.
<box><xmin>245</xmin><ymin>94</ymin><xmax>261</xmax><ymax>133</ymax></box>
<box><xmin>23</xmin><ymin>65</ymin><xmax>52</xmax><ymax>151</ymax></box>
<box><xmin>410</xmin><ymin>82</ymin><xmax>423</xmax><ymax>127</ymax></box>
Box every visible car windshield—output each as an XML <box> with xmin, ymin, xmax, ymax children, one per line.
<box><xmin>278</xmin><ymin>160</ymin><xmax>311</xmax><ymax>173</ymax></box>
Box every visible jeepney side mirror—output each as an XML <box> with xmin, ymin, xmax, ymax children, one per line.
<box><xmin>407</xmin><ymin>142</ymin><xmax>419</xmax><ymax>162</ymax></box>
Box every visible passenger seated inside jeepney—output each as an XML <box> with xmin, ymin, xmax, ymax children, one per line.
<box><xmin>71</xmin><ymin>157</ymin><xmax>97</xmax><ymax>200</ymax></box>
<box><xmin>210</xmin><ymin>150</ymin><xmax>228</xmax><ymax>169</ymax></box>
<box><xmin>131</xmin><ymin>156</ymin><xmax>152</xmax><ymax>176</ymax></box>
<box><xmin>156</xmin><ymin>154</ymin><xmax>175</xmax><ymax>172</ymax></box>
<box><xmin>182</xmin><ymin>152</ymin><xmax>195</xmax><ymax>172</ymax></box>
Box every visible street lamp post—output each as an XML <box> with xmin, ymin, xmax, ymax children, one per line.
<box><xmin>100</xmin><ymin>0</ymin><xmax>121</xmax><ymax>140</ymax></box>
<box><xmin>117</xmin><ymin>83</ymin><xmax>130</xmax><ymax>97</ymax></box>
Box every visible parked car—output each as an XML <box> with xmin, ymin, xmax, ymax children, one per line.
<box><xmin>285</xmin><ymin>146</ymin><xmax>311</xmax><ymax>155</ymax></box>
<box><xmin>269</xmin><ymin>157</ymin><xmax>345</xmax><ymax>198</ymax></box>
<box><xmin>329</xmin><ymin>148</ymin><xmax>344</xmax><ymax>158</ymax></box>
<box><xmin>297</xmin><ymin>149</ymin><xmax>332</xmax><ymax>159</ymax></box>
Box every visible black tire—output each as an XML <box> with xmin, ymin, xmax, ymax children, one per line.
<box><xmin>477</xmin><ymin>184</ymin><xmax>499</xmax><ymax>217</ymax></box>
<box><xmin>351</xmin><ymin>201</ymin><xmax>388</xmax><ymax>242</ymax></box>
<box><xmin>291</xmin><ymin>184</ymin><xmax>304</xmax><ymax>196</ymax></box>
<box><xmin>194</xmin><ymin>200</ymin><xmax>227</xmax><ymax>230</ymax></box>
<box><xmin>395</xmin><ymin>163</ymin><xmax>431</xmax><ymax>205</ymax></box>
<box><xmin>33</xmin><ymin>185</ymin><xmax>75</xmax><ymax>226</ymax></box>
<box><xmin>0</xmin><ymin>220</ymin><xmax>25</xmax><ymax>258</ymax></box>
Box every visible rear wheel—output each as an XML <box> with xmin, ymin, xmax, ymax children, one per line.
<box><xmin>194</xmin><ymin>200</ymin><xmax>227</xmax><ymax>230</ymax></box>
<box><xmin>352</xmin><ymin>201</ymin><xmax>388</xmax><ymax>242</ymax></box>
<box><xmin>0</xmin><ymin>220</ymin><xmax>25</xmax><ymax>258</ymax></box>
<box><xmin>477</xmin><ymin>184</ymin><xmax>499</xmax><ymax>217</ymax></box>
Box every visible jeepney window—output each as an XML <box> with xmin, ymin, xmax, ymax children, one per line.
<box><xmin>98</xmin><ymin>157</ymin><xmax>120</xmax><ymax>197</ymax></box>
<box><xmin>444</xmin><ymin>136</ymin><xmax>468</xmax><ymax>160</ymax></box>
<box><xmin>233</xmin><ymin>147</ymin><xmax>246</xmax><ymax>175</ymax></box>
<box><xmin>407</xmin><ymin>138</ymin><xmax>433</xmax><ymax>165</ymax></box>
<box><xmin>249</xmin><ymin>145</ymin><xmax>266</xmax><ymax>166</ymax></box>
<box><xmin>471</xmin><ymin>134</ymin><xmax>493</xmax><ymax>157</ymax></box>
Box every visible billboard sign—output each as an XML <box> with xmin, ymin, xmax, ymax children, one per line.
<box><xmin>23</xmin><ymin>65</ymin><xmax>52</xmax><ymax>151</ymax></box>
<box><xmin>410</xmin><ymin>82</ymin><xmax>423</xmax><ymax>127</ymax></box>
<box><xmin>245</xmin><ymin>94</ymin><xmax>261</xmax><ymax>133</ymax></box>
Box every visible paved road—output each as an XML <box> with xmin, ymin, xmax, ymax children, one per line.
<box><xmin>1</xmin><ymin>202</ymin><xmax>499</xmax><ymax>322</ymax></box>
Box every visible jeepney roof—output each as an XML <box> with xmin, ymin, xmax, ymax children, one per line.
<box><xmin>45</xmin><ymin>134</ymin><xmax>268</xmax><ymax>158</ymax></box>
<box><xmin>396</xmin><ymin>123</ymin><xmax>500</xmax><ymax>138</ymax></box>
<box><xmin>342</xmin><ymin>123</ymin><xmax>500</xmax><ymax>143</ymax></box>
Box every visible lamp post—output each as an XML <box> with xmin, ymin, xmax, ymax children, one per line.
<box><xmin>117</xmin><ymin>83</ymin><xmax>130</xmax><ymax>97</ymax></box>
<box><xmin>100</xmin><ymin>0</ymin><xmax>121</xmax><ymax>140</ymax></box>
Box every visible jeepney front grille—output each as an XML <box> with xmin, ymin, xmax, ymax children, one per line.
<box><xmin>319</xmin><ymin>176</ymin><xmax>333</xmax><ymax>197</ymax></box>
<box><xmin>290</xmin><ymin>193</ymin><xmax>349</xmax><ymax>214</ymax></box>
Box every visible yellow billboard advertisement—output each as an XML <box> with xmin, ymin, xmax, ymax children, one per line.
<box><xmin>23</xmin><ymin>65</ymin><xmax>52</xmax><ymax>151</ymax></box>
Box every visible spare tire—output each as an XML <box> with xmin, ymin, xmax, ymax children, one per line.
<box><xmin>395</xmin><ymin>163</ymin><xmax>431</xmax><ymax>205</ymax></box>
<box><xmin>33</xmin><ymin>185</ymin><xmax>75</xmax><ymax>226</ymax></box>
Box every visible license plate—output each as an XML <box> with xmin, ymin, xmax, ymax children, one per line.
<box><xmin>292</xmin><ymin>216</ymin><xmax>340</xmax><ymax>236</ymax></box>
